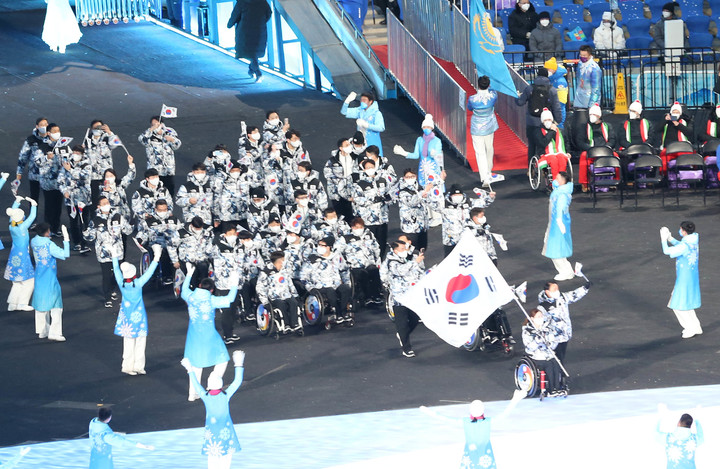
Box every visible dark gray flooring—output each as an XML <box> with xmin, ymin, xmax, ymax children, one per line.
<box><xmin>1</xmin><ymin>8</ymin><xmax>719</xmax><ymax>448</ymax></box>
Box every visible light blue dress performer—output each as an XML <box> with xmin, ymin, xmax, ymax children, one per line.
<box><xmin>467</xmin><ymin>81</ymin><xmax>500</xmax><ymax>187</ymax></box>
<box><xmin>30</xmin><ymin>223</ymin><xmax>70</xmax><ymax>341</ymax></box>
<box><xmin>4</xmin><ymin>196</ymin><xmax>37</xmax><ymax>312</ymax></box>
<box><xmin>656</xmin><ymin>406</ymin><xmax>704</xmax><ymax>469</ymax></box>
<box><xmin>393</xmin><ymin>114</ymin><xmax>445</xmax><ymax>190</ymax></box>
<box><xmin>89</xmin><ymin>407</ymin><xmax>154</xmax><ymax>469</ymax></box>
<box><xmin>112</xmin><ymin>244</ymin><xmax>161</xmax><ymax>375</ymax></box>
<box><xmin>542</xmin><ymin>173</ymin><xmax>574</xmax><ymax>281</ymax></box>
<box><xmin>182</xmin><ymin>350</ymin><xmax>245</xmax><ymax>469</ymax></box>
<box><xmin>0</xmin><ymin>172</ymin><xmax>9</xmax><ymax>250</ymax></box>
<box><xmin>420</xmin><ymin>391</ymin><xmax>526</xmax><ymax>469</ymax></box>
<box><xmin>660</xmin><ymin>222</ymin><xmax>702</xmax><ymax>338</ymax></box>
<box><xmin>341</xmin><ymin>91</ymin><xmax>386</xmax><ymax>155</ymax></box>
<box><xmin>181</xmin><ymin>263</ymin><xmax>239</xmax><ymax>401</ymax></box>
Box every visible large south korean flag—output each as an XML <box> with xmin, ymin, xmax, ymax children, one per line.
<box><xmin>397</xmin><ymin>230</ymin><xmax>515</xmax><ymax>347</ymax></box>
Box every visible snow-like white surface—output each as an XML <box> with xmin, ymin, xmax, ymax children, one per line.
<box><xmin>1</xmin><ymin>385</ymin><xmax>717</xmax><ymax>468</ymax></box>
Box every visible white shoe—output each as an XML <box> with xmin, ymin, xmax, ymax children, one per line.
<box><xmin>553</xmin><ymin>273</ymin><xmax>575</xmax><ymax>281</ymax></box>
<box><xmin>122</xmin><ymin>369</ymin><xmax>137</xmax><ymax>376</ymax></box>
<box><xmin>38</xmin><ymin>334</ymin><xmax>48</xmax><ymax>339</ymax></box>
<box><xmin>48</xmin><ymin>335</ymin><xmax>66</xmax><ymax>342</ymax></box>
<box><xmin>8</xmin><ymin>304</ymin><xmax>17</xmax><ymax>311</ymax></box>
<box><xmin>135</xmin><ymin>370</ymin><xmax>147</xmax><ymax>375</ymax></box>
<box><xmin>681</xmin><ymin>330</ymin><xmax>696</xmax><ymax>338</ymax></box>
<box><xmin>17</xmin><ymin>305</ymin><xmax>34</xmax><ymax>311</ymax></box>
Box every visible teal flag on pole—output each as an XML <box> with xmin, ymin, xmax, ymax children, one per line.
<box><xmin>469</xmin><ymin>0</ymin><xmax>517</xmax><ymax>97</ymax></box>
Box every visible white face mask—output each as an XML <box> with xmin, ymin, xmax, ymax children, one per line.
<box><xmin>229</xmin><ymin>171</ymin><xmax>240</xmax><ymax>179</ymax></box>
<box><xmin>99</xmin><ymin>204</ymin><xmax>111</xmax><ymax>213</ymax></box>
<box><xmin>37</xmin><ymin>126</ymin><xmax>47</xmax><ymax>134</ymax></box>
<box><xmin>297</xmin><ymin>198</ymin><xmax>309</xmax><ymax>207</ymax></box>
<box><xmin>148</xmin><ymin>177</ymin><xmax>160</xmax><ymax>187</ymax></box>
<box><xmin>341</xmin><ymin>146</ymin><xmax>352</xmax><ymax>154</ymax></box>
<box><xmin>286</xmin><ymin>234</ymin><xmax>297</xmax><ymax>244</ymax></box>
<box><xmin>549</xmin><ymin>290</ymin><xmax>561</xmax><ymax>299</ymax></box>
<box><xmin>352</xmin><ymin>228</ymin><xmax>364</xmax><ymax>236</ymax></box>
<box><xmin>405</xmin><ymin>177</ymin><xmax>416</xmax><ymax>185</ymax></box>
<box><xmin>268</xmin><ymin>118</ymin><xmax>280</xmax><ymax>126</ymax></box>
<box><xmin>105</xmin><ymin>175</ymin><xmax>115</xmax><ymax>184</ymax></box>
<box><xmin>269</xmin><ymin>225</ymin><xmax>281</xmax><ymax>233</ymax></box>
<box><xmin>250</xmin><ymin>132</ymin><xmax>260</xmax><ymax>141</ymax></box>
<box><xmin>290</xmin><ymin>140</ymin><xmax>301</xmax><ymax>148</ymax></box>
<box><xmin>589</xmin><ymin>115</ymin><xmax>599</xmax><ymax>124</ymax></box>
<box><xmin>520</xmin><ymin>3</ymin><xmax>530</xmax><ymax>11</ymax></box>
<box><xmin>662</xmin><ymin>10</ymin><xmax>672</xmax><ymax>18</ymax></box>
<box><xmin>92</xmin><ymin>128</ymin><xmax>103</xmax><ymax>137</ymax></box>
<box><xmin>543</xmin><ymin>120</ymin><xmax>553</xmax><ymax>129</ymax></box>
<box><xmin>297</xmin><ymin>171</ymin><xmax>307</xmax><ymax>181</ymax></box>
<box><xmin>156</xmin><ymin>210</ymin><xmax>169</xmax><ymax>220</ymax></box>
<box><xmin>629</xmin><ymin>111</ymin><xmax>640</xmax><ymax>120</ymax></box>
<box><xmin>451</xmin><ymin>194</ymin><xmax>464</xmax><ymax>204</ymax></box>
<box><xmin>532</xmin><ymin>316</ymin><xmax>544</xmax><ymax>328</ymax></box>
<box><xmin>365</xmin><ymin>168</ymin><xmax>376</xmax><ymax>177</ymax></box>
<box><xmin>326</xmin><ymin>217</ymin><xmax>338</xmax><ymax>225</ymax></box>
<box><xmin>476</xmin><ymin>216</ymin><xmax>486</xmax><ymax>224</ymax></box>
<box><xmin>225</xmin><ymin>235</ymin><xmax>237</xmax><ymax>245</ymax></box>
<box><xmin>242</xmin><ymin>240</ymin><xmax>253</xmax><ymax>247</ymax></box>
<box><xmin>194</xmin><ymin>173</ymin><xmax>207</xmax><ymax>184</ymax></box>
<box><xmin>72</xmin><ymin>153</ymin><xmax>83</xmax><ymax>162</ymax></box>
<box><xmin>50</xmin><ymin>132</ymin><xmax>61</xmax><ymax>140</ymax></box>
<box><xmin>270</xmin><ymin>150</ymin><xmax>280</xmax><ymax>158</ymax></box>
<box><xmin>539</xmin><ymin>19</ymin><xmax>550</xmax><ymax>26</ymax></box>
<box><xmin>317</xmin><ymin>246</ymin><xmax>328</xmax><ymax>255</ymax></box>
<box><xmin>396</xmin><ymin>250</ymin><xmax>408</xmax><ymax>259</ymax></box>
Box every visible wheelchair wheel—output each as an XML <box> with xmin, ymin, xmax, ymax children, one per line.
<box><xmin>529</xmin><ymin>156</ymin><xmax>542</xmax><ymax>191</ymax></box>
<box><xmin>256</xmin><ymin>304</ymin><xmax>275</xmax><ymax>336</ymax></box>
<box><xmin>173</xmin><ymin>268</ymin><xmax>185</xmax><ymax>299</ymax></box>
<box><xmin>384</xmin><ymin>291</ymin><xmax>395</xmax><ymax>322</ymax></box>
<box><xmin>463</xmin><ymin>327</ymin><xmax>480</xmax><ymax>352</ymax></box>
<box><xmin>303</xmin><ymin>289</ymin><xmax>325</xmax><ymax>326</ymax></box>
<box><xmin>139</xmin><ymin>252</ymin><xmax>151</xmax><ymax>276</ymax></box>
<box><xmin>515</xmin><ymin>356</ymin><xmax>541</xmax><ymax>398</ymax></box>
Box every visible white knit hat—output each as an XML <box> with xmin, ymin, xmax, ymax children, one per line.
<box><xmin>6</xmin><ymin>208</ymin><xmax>24</xmax><ymax>223</ymax></box>
<box><xmin>540</xmin><ymin>108</ymin><xmax>553</xmax><ymax>123</ymax></box>
<box><xmin>601</xmin><ymin>11</ymin><xmax>613</xmax><ymax>22</ymax></box>
<box><xmin>120</xmin><ymin>262</ymin><xmax>136</xmax><ymax>279</ymax></box>
<box><xmin>628</xmin><ymin>100</ymin><xmax>642</xmax><ymax>114</ymax></box>
<box><xmin>207</xmin><ymin>374</ymin><xmax>223</xmax><ymax>391</ymax></box>
<box><xmin>421</xmin><ymin>114</ymin><xmax>435</xmax><ymax>129</ymax></box>
<box><xmin>589</xmin><ymin>103</ymin><xmax>602</xmax><ymax>117</ymax></box>
<box><xmin>670</xmin><ymin>101</ymin><xmax>683</xmax><ymax>115</ymax></box>
<box><xmin>469</xmin><ymin>400</ymin><xmax>485</xmax><ymax>418</ymax></box>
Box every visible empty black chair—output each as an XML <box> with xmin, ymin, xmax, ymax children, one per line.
<box><xmin>672</xmin><ymin>153</ymin><xmax>706</xmax><ymax>206</ymax></box>
<box><xmin>590</xmin><ymin>156</ymin><xmax>623</xmax><ymax>208</ymax></box>
<box><xmin>625</xmin><ymin>143</ymin><xmax>657</xmax><ymax>157</ymax></box>
<box><xmin>632</xmin><ymin>154</ymin><xmax>664</xmax><ymax>208</ymax></box>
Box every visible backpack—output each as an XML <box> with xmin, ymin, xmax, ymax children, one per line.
<box><xmin>529</xmin><ymin>84</ymin><xmax>551</xmax><ymax>117</ymax></box>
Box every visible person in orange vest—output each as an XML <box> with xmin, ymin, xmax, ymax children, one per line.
<box><xmin>577</xmin><ymin>103</ymin><xmax>616</xmax><ymax>190</ymax></box>
<box><xmin>536</xmin><ymin>108</ymin><xmax>570</xmax><ymax>180</ymax></box>
<box><xmin>618</xmin><ymin>100</ymin><xmax>653</xmax><ymax>151</ymax></box>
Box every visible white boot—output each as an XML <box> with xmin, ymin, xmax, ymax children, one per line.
<box><xmin>17</xmin><ymin>304</ymin><xmax>34</xmax><ymax>311</ymax></box>
<box><xmin>8</xmin><ymin>303</ymin><xmax>17</xmax><ymax>311</ymax></box>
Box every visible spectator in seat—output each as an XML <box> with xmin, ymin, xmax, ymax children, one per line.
<box><xmin>508</xmin><ymin>0</ymin><xmax>538</xmax><ymax>50</ymax></box>
<box><xmin>593</xmin><ymin>12</ymin><xmax>625</xmax><ymax>58</ymax></box>
<box><xmin>650</xmin><ymin>2</ymin><xmax>688</xmax><ymax>51</ymax></box>
<box><xmin>529</xmin><ymin>11</ymin><xmax>561</xmax><ymax>62</ymax></box>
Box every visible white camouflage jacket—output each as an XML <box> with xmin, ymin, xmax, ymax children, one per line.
<box><xmin>83</xmin><ymin>210</ymin><xmax>133</xmax><ymax>263</ymax></box>
<box><xmin>136</xmin><ymin>213</ymin><xmax>182</xmax><ymax>263</ymax></box>
<box><xmin>336</xmin><ymin>228</ymin><xmax>380</xmax><ymax>268</ymax></box>
<box><xmin>138</xmin><ymin>125</ymin><xmax>181</xmax><ymax>176</ymax></box>
<box><xmin>131</xmin><ymin>179</ymin><xmax>174</xmax><ymax>225</ymax></box>
<box><xmin>349</xmin><ymin>173</ymin><xmax>391</xmax><ymax>225</ymax></box>
<box><xmin>175</xmin><ymin>172</ymin><xmax>215</xmax><ymax>225</ymax></box>
<box><xmin>299</xmin><ymin>251</ymin><xmax>350</xmax><ymax>290</ymax></box>
<box><xmin>379</xmin><ymin>251</ymin><xmax>425</xmax><ymax>299</ymax></box>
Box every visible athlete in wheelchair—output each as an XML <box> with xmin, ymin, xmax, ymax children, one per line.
<box><xmin>255</xmin><ymin>251</ymin><xmax>303</xmax><ymax>339</ymax></box>
<box><xmin>515</xmin><ymin>306</ymin><xmax>568</xmax><ymax>399</ymax></box>
<box><xmin>300</xmin><ymin>236</ymin><xmax>354</xmax><ymax>330</ymax></box>
<box><xmin>463</xmin><ymin>308</ymin><xmax>514</xmax><ymax>355</ymax></box>
<box><xmin>528</xmin><ymin>109</ymin><xmax>573</xmax><ymax>191</ymax></box>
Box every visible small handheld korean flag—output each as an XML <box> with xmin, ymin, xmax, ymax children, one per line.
<box><xmin>108</xmin><ymin>135</ymin><xmax>123</xmax><ymax>148</ymax></box>
<box><xmin>160</xmin><ymin>104</ymin><xmax>178</xmax><ymax>118</ymax></box>
<box><xmin>10</xmin><ymin>179</ymin><xmax>20</xmax><ymax>196</ymax></box>
<box><xmin>56</xmin><ymin>136</ymin><xmax>73</xmax><ymax>148</ymax></box>
<box><xmin>397</xmin><ymin>231</ymin><xmax>514</xmax><ymax>348</ymax></box>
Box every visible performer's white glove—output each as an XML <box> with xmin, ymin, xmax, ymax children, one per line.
<box><xmin>232</xmin><ymin>350</ymin><xmax>246</xmax><ymax>367</ymax></box>
<box><xmin>393</xmin><ymin>145</ymin><xmax>409</xmax><ymax>157</ymax></box>
<box><xmin>557</xmin><ymin>220</ymin><xmax>566</xmax><ymax>234</ymax></box>
<box><xmin>660</xmin><ymin>226</ymin><xmax>670</xmax><ymax>241</ymax></box>
<box><xmin>512</xmin><ymin>388</ymin><xmax>528</xmax><ymax>401</ymax></box>
<box><xmin>26</xmin><ymin>197</ymin><xmax>37</xmax><ymax>207</ymax></box>
<box><xmin>344</xmin><ymin>91</ymin><xmax>357</xmax><ymax>104</ymax></box>
<box><xmin>61</xmin><ymin>225</ymin><xmax>69</xmax><ymax>242</ymax></box>
<box><xmin>180</xmin><ymin>357</ymin><xmax>193</xmax><ymax>372</ymax></box>
<box><xmin>356</xmin><ymin>118</ymin><xmax>368</xmax><ymax>129</ymax></box>
<box><xmin>0</xmin><ymin>172</ymin><xmax>9</xmax><ymax>180</ymax></box>
<box><xmin>15</xmin><ymin>195</ymin><xmax>24</xmax><ymax>205</ymax></box>
<box><xmin>151</xmin><ymin>244</ymin><xmax>163</xmax><ymax>262</ymax></box>
<box><xmin>185</xmin><ymin>262</ymin><xmax>195</xmax><ymax>277</ymax></box>
<box><xmin>229</xmin><ymin>272</ymin><xmax>240</xmax><ymax>288</ymax></box>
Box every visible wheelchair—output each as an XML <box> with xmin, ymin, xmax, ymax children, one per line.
<box><xmin>256</xmin><ymin>301</ymin><xmax>304</xmax><ymax>340</ymax></box>
<box><xmin>462</xmin><ymin>308</ymin><xmax>514</xmax><ymax>356</ymax></box>
<box><xmin>303</xmin><ymin>288</ymin><xmax>355</xmax><ymax>330</ymax></box>
<box><xmin>138</xmin><ymin>250</ymin><xmax>163</xmax><ymax>289</ymax></box>
<box><xmin>514</xmin><ymin>356</ymin><xmax>568</xmax><ymax>400</ymax></box>
<box><xmin>528</xmin><ymin>153</ymin><xmax>573</xmax><ymax>191</ymax></box>
<box><xmin>384</xmin><ymin>289</ymin><xmax>395</xmax><ymax>322</ymax></box>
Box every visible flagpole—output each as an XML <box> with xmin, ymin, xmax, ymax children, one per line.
<box><xmin>119</xmin><ymin>143</ymin><xmax>131</xmax><ymax>157</ymax></box>
<box><xmin>512</xmin><ymin>296</ymin><xmax>570</xmax><ymax>377</ymax></box>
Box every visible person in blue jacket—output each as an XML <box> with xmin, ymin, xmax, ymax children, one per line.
<box><xmin>30</xmin><ymin>222</ymin><xmax>70</xmax><ymax>341</ymax></box>
<box><xmin>656</xmin><ymin>404</ymin><xmax>704</xmax><ymax>469</ymax></box>
<box><xmin>112</xmin><ymin>244</ymin><xmax>161</xmax><ymax>375</ymax></box>
<box><xmin>181</xmin><ymin>263</ymin><xmax>239</xmax><ymax>402</ymax></box>
<box><xmin>182</xmin><ymin>349</ymin><xmax>245</xmax><ymax>469</ymax></box>
<box><xmin>4</xmin><ymin>196</ymin><xmax>37</xmax><ymax>312</ymax></box>
<box><xmin>544</xmin><ymin>57</ymin><xmax>568</xmax><ymax>129</ymax></box>
<box><xmin>660</xmin><ymin>221</ymin><xmax>702</xmax><ymax>339</ymax></box>
<box><xmin>341</xmin><ymin>91</ymin><xmax>386</xmax><ymax>155</ymax></box>
<box><xmin>393</xmin><ymin>113</ymin><xmax>446</xmax><ymax>191</ymax></box>
<box><xmin>542</xmin><ymin>171</ymin><xmax>574</xmax><ymax>281</ymax></box>
<box><xmin>467</xmin><ymin>76</ymin><xmax>501</xmax><ymax>187</ymax></box>
<box><xmin>89</xmin><ymin>407</ymin><xmax>154</xmax><ymax>469</ymax></box>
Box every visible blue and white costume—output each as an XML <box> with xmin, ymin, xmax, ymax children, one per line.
<box><xmin>30</xmin><ymin>234</ymin><xmax>69</xmax><ymax>340</ymax></box>
<box><xmin>662</xmin><ymin>230</ymin><xmax>702</xmax><ymax>337</ymax></box>
<box><xmin>4</xmin><ymin>200</ymin><xmax>36</xmax><ymax>311</ymax></box>
<box><xmin>341</xmin><ymin>100</ymin><xmax>386</xmax><ymax>155</ymax></box>
<box><xmin>656</xmin><ymin>416</ymin><xmax>704</xmax><ymax>469</ymax></box>
<box><xmin>542</xmin><ymin>179</ymin><xmax>574</xmax><ymax>279</ymax></box>
<box><xmin>88</xmin><ymin>417</ymin><xmax>138</xmax><ymax>469</ymax></box>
